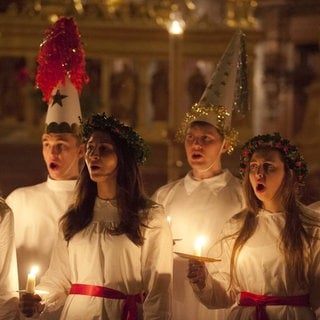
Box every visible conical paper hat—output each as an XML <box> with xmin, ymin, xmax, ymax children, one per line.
<box><xmin>36</xmin><ymin>17</ymin><xmax>89</xmax><ymax>134</ymax></box>
<box><xmin>45</xmin><ymin>77</ymin><xmax>82</xmax><ymax>133</ymax></box>
<box><xmin>176</xmin><ymin>29</ymin><xmax>248</xmax><ymax>153</ymax></box>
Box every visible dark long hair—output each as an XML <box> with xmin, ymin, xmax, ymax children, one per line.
<box><xmin>229</xmin><ymin>148</ymin><xmax>313</xmax><ymax>286</ymax></box>
<box><xmin>60</xmin><ymin>129</ymin><xmax>152</xmax><ymax>246</ymax></box>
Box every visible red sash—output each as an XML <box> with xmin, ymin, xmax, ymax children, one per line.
<box><xmin>70</xmin><ymin>283</ymin><xmax>144</xmax><ymax>320</ymax></box>
<box><xmin>239</xmin><ymin>291</ymin><xmax>310</xmax><ymax>320</ymax></box>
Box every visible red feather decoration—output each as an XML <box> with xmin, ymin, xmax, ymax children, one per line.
<box><xmin>36</xmin><ymin>16</ymin><xmax>89</xmax><ymax>103</ymax></box>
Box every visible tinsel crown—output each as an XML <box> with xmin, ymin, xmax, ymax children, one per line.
<box><xmin>36</xmin><ymin>16</ymin><xmax>89</xmax><ymax>103</ymax></box>
<box><xmin>239</xmin><ymin>132</ymin><xmax>308</xmax><ymax>189</ymax></box>
<box><xmin>175</xmin><ymin>103</ymin><xmax>239</xmax><ymax>154</ymax></box>
<box><xmin>81</xmin><ymin>113</ymin><xmax>150</xmax><ymax>165</ymax></box>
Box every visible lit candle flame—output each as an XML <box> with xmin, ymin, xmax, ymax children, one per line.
<box><xmin>30</xmin><ymin>266</ymin><xmax>39</xmax><ymax>274</ymax></box>
<box><xmin>166</xmin><ymin>215</ymin><xmax>172</xmax><ymax>226</ymax></box>
<box><xmin>26</xmin><ymin>265</ymin><xmax>39</xmax><ymax>294</ymax></box>
<box><xmin>194</xmin><ymin>236</ymin><xmax>206</xmax><ymax>257</ymax></box>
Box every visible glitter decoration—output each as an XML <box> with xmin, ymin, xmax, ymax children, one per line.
<box><xmin>36</xmin><ymin>16</ymin><xmax>89</xmax><ymax>103</ymax></box>
<box><xmin>175</xmin><ymin>103</ymin><xmax>239</xmax><ymax>154</ymax></box>
<box><xmin>234</xmin><ymin>30</ymin><xmax>249</xmax><ymax>115</ymax></box>
<box><xmin>81</xmin><ymin>113</ymin><xmax>150</xmax><ymax>165</ymax></box>
<box><xmin>197</xmin><ymin>29</ymin><xmax>248</xmax><ymax>116</ymax></box>
<box><xmin>240</xmin><ymin>132</ymin><xmax>308</xmax><ymax>192</ymax></box>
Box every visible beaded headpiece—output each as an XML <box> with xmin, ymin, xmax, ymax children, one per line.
<box><xmin>176</xmin><ymin>29</ymin><xmax>248</xmax><ymax>154</ymax></box>
<box><xmin>81</xmin><ymin>113</ymin><xmax>150</xmax><ymax>165</ymax></box>
<box><xmin>240</xmin><ymin>132</ymin><xmax>308</xmax><ymax>189</ymax></box>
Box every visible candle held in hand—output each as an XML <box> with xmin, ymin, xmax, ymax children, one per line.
<box><xmin>194</xmin><ymin>236</ymin><xmax>206</xmax><ymax>256</ymax></box>
<box><xmin>26</xmin><ymin>266</ymin><xmax>39</xmax><ymax>294</ymax></box>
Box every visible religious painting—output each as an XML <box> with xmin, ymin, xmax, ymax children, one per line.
<box><xmin>150</xmin><ymin>61</ymin><xmax>169</xmax><ymax>122</ymax></box>
<box><xmin>109</xmin><ymin>59</ymin><xmax>138</xmax><ymax>126</ymax></box>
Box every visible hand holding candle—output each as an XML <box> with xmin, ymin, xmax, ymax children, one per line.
<box><xmin>174</xmin><ymin>235</ymin><xmax>219</xmax><ymax>262</ymax></box>
<box><xmin>26</xmin><ymin>266</ymin><xmax>39</xmax><ymax>294</ymax></box>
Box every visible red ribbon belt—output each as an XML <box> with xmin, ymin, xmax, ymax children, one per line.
<box><xmin>239</xmin><ymin>291</ymin><xmax>310</xmax><ymax>320</ymax></box>
<box><xmin>70</xmin><ymin>283</ymin><xmax>144</xmax><ymax>320</ymax></box>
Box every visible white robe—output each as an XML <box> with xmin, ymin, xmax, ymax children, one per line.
<box><xmin>0</xmin><ymin>199</ymin><xmax>19</xmax><ymax>320</ymax></box>
<box><xmin>6</xmin><ymin>177</ymin><xmax>76</xmax><ymax>287</ymax></box>
<box><xmin>36</xmin><ymin>198</ymin><xmax>173</xmax><ymax>320</ymax></box>
<box><xmin>152</xmin><ymin>169</ymin><xmax>245</xmax><ymax>320</ymax></box>
<box><xmin>309</xmin><ymin>201</ymin><xmax>320</xmax><ymax>212</ymax></box>
<box><xmin>193</xmin><ymin>206</ymin><xmax>320</xmax><ymax>319</ymax></box>
<box><xmin>6</xmin><ymin>177</ymin><xmax>76</xmax><ymax>320</ymax></box>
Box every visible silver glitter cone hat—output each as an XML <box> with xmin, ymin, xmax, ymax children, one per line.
<box><xmin>176</xmin><ymin>29</ymin><xmax>248</xmax><ymax>153</ymax></box>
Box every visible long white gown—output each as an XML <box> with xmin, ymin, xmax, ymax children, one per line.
<box><xmin>0</xmin><ymin>199</ymin><xmax>19</xmax><ymax>320</ymax></box>
<box><xmin>192</xmin><ymin>206</ymin><xmax>320</xmax><ymax>319</ymax></box>
<box><xmin>36</xmin><ymin>198</ymin><xmax>173</xmax><ymax>320</ymax></box>
<box><xmin>6</xmin><ymin>177</ymin><xmax>77</xmax><ymax>288</ymax></box>
<box><xmin>6</xmin><ymin>177</ymin><xmax>77</xmax><ymax>320</ymax></box>
<box><xmin>152</xmin><ymin>169</ymin><xmax>245</xmax><ymax>320</ymax></box>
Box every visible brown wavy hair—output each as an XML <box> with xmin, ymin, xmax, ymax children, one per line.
<box><xmin>229</xmin><ymin>148</ymin><xmax>314</xmax><ymax>287</ymax></box>
<box><xmin>60</xmin><ymin>128</ymin><xmax>153</xmax><ymax>246</ymax></box>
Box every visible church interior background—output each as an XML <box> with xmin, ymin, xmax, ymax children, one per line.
<box><xmin>0</xmin><ymin>0</ymin><xmax>319</xmax><ymax>204</ymax></box>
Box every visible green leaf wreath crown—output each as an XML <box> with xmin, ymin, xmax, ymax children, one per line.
<box><xmin>81</xmin><ymin>113</ymin><xmax>150</xmax><ymax>165</ymax></box>
<box><xmin>239</xmin><ymin>132</ymin><xmax>308</xmax><ymax>189</ymax></box>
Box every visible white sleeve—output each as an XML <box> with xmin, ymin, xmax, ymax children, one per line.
<box><xmin>0</xmin><ymin>203</ymin><xmax>19</xmax><ymax>320</ymax></box>
<box><xmin>36</xmin><ymin>231</ymin><xmax>71</xmax><ymax>313</ymax></box>
<box><xmin>190</xmin><ymin>220</ymin><xmax>238</xmax><ymax>309</ymax></box>
<box><xmin>141</xmin><ymin>205</ymin><xmax>173</xmax><ymax>319</ymax></box>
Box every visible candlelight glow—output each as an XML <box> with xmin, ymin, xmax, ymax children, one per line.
<box><xmin>168</xmin><ymin>19</ymin><xmax>185</xmax><ymax>34</ymax></box>
<box><xmin>167</xmin><ymin>10</ymin><xmax>185</xmax><ymax>35</ymax></box>
<box><xmin>194</xmin><ymin>236</ymin><xmax>206</xmax><ymax>256</ymax></box>
<box><xmin>30</xmin><ymin>265</ymin><xmax>39</xmax><ymax>274</ymax></box>
<box><xmin>166</xmin><ymin>215</ymin><xmax>172</xmax><ymax>225</ymax></box>
<box><xmin>26</xmin><ymin>265</ymin><xmax>39</xmax><ymax>294</ymax></box>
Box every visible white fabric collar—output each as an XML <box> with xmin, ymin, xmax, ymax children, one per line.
<box><xmin>183</xmin><ymin>169</ymin><xmax>232</xmax><ymax>195</ymax></box>
<box><xmin>46</xmin><ymin>176</ymin><xmax>77</xmax><ymax>191</ymax></box>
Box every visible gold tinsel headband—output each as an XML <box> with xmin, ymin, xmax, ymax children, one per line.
<box><xmin>175</xmin><ymin>103</ymin><xmax>239</xmax><ymax>154</ymax></box>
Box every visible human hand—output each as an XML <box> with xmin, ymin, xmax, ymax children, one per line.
<box><xmin>187</xmin><ymin>259</ymin><xmax>207</xmax><ymax>290</ymax></box>
<box><xmin>19</xmin><ymin>293</ymin><xmax>44</xmax><ymax>318</ymax></box>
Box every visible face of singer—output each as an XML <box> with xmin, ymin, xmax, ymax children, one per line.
<box><xmin>42</xmin><ymin>133</ymin><xmax>84</xmax><ymax>180</ymax></box>
<box><xmin>85</xmin><ymin>131</ymin><xmax>118</xmax><ymax>184</ymax></box>
<box><xmin>184</xmin><ymin>122</ymin><xmax>227</xmax><ymax>179</ymax></box>
<box><xmin>248</xmin><ymin>149</ymin><xmax>285</xmax><ymax>212</ymax></box>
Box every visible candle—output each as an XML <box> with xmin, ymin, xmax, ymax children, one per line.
<box><xmin>194</xmin><ymin>236</ymin><xmax>206</xmax><ymax>257</ymax></box>
<box><xmin>26</xmin><ymin>266</ymin><xmax>39</xmax><ymax>294</ymax></box>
